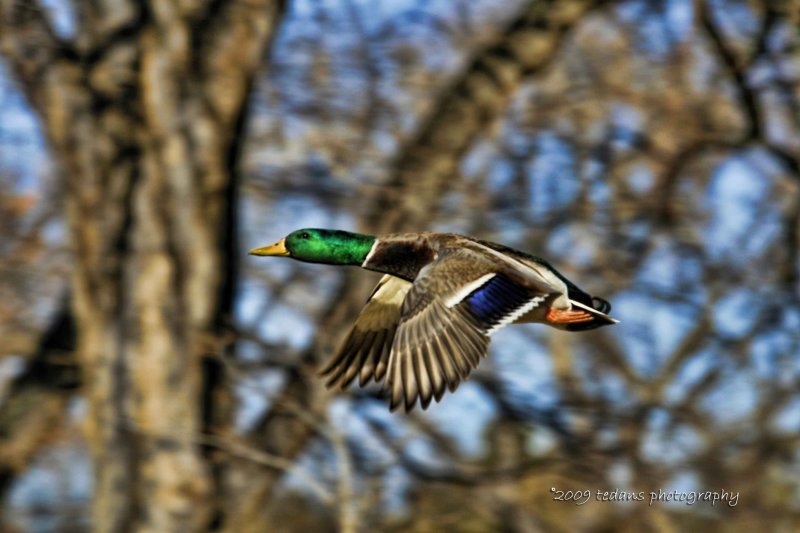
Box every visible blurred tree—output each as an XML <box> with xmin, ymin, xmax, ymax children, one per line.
<box><xmin>1</xmin><ymin>1</ymin><xmax>285</xmax><ymax>531</ymax></box>
<box><xmin>0</xmin><ymin>0</ymin><xmax>799</xmax><ymax>532</ymax></box>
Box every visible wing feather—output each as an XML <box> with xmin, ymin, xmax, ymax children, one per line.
<box><xmin>420</xmin><ymin>341</ymin><xmax>443</xmax><ymax>406</ymax></box>
<box><xmin>320</xmin><ymin>275</ymin><xmax>412</xmax><ymax>390</ymax></box>
<box><xmin>432</xmin><ymin>334</ymin><xmax>459</xmax><ymax>393</ymax></box>
<box><xmin>384</xmin><ymin>247</ymin><xmax>556</xmax><ymax>411</ymax></box>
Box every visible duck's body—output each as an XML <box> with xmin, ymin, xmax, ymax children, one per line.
<box><xmin>250</xmin><ymin>229</ymin><xmax>618</xmax><ymax>411</ymax></box>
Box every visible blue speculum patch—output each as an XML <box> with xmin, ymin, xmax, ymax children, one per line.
<box><xmin>465</xmin><ymin>275</ymin><xmax>531</xmax><ymax>326</ymax></box>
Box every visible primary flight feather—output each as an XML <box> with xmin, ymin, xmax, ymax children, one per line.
<box><xmin>250</xmin><ymin>229</ymin><xmax>618</xmax><ymax>412</ymax></box>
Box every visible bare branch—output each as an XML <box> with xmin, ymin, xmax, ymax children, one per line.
<box><xmin>0</xmin><ymin>0</ymin><xmax>68</xmax><ymax>102</ymax></box>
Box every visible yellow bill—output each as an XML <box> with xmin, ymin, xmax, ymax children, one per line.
<box><xmin>249</xmin><ymin>239</ymin><xmax>290</xmax><ymax>256</ymax></box>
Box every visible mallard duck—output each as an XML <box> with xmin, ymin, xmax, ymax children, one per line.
<box><xmin>250</xmin><ymin>229</ymin><xmax>618</xmax><ymax>411</ymax></box>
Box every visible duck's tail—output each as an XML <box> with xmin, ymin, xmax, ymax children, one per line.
<box><xmin>565</xmin><ymin>297</ymin><xmax>619</xmax><ymax>331</ymax></box>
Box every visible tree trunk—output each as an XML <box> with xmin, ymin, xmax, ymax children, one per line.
<box><xmin>1</xmin><ymin>1</ymin><xmax>285</xmax><ymax>531</ymax></box>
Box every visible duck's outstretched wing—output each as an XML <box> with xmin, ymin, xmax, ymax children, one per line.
<box><xmin>385</xmin><ymin>247</ymin><xmax>557</xmax><ymax>411</ymax></box>
<box><xmin>320</xmin><ymin>275</ymin><xmax>412</xmax><ymax>389</ymax></box>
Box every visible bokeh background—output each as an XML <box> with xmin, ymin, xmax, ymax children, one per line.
<box><xmin>1</xmin><ymin>0</ymin><xmax>799</xmax><ymax>531</ymax></box>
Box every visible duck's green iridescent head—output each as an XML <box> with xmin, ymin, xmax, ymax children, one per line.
<box><xmin>249</xmin><ymin>228</ymin><xmax>375</xmax><ymax>266</ymax></box>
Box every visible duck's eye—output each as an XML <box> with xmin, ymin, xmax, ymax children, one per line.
<box><xmin>300</xmin><ymin>232</ymin><xmax>310</xmax><ymax>239</ymax></box>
